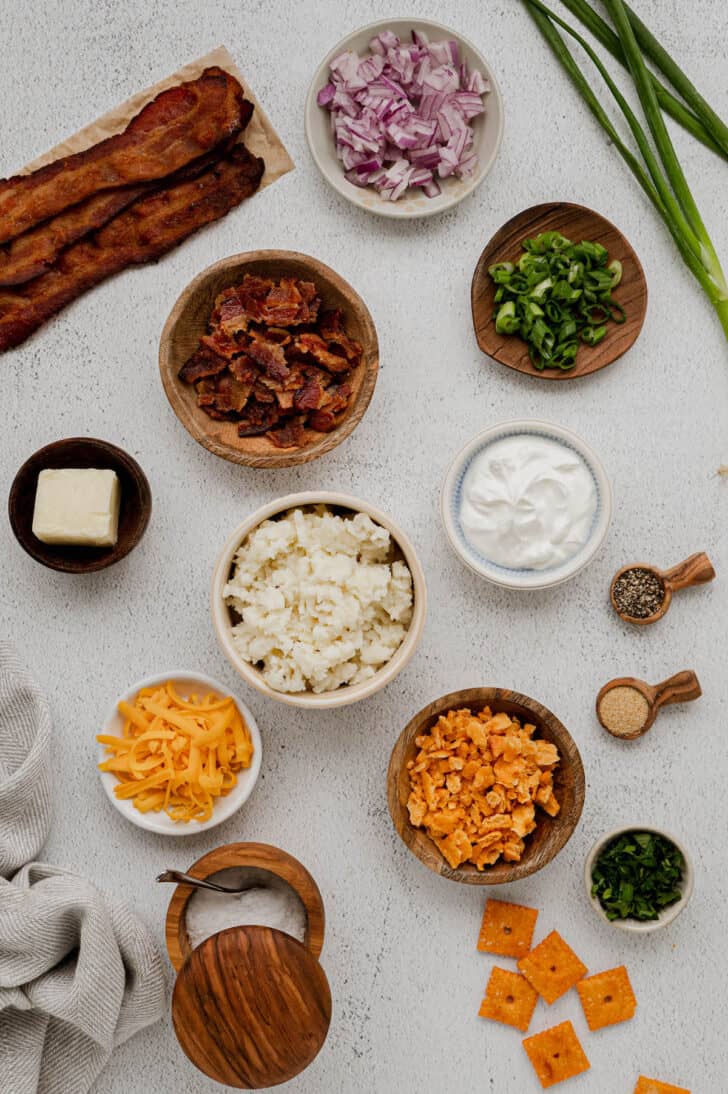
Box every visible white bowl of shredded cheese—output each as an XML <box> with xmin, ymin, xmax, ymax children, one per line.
<box><xmin>211</xmin><ymin>492</ymin><xmax>427</xmax><ymax>708</ymax></box>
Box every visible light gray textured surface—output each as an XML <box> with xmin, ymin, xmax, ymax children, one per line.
<box><xmin>2</xmin><ymin>1</ymin><xmax>726</xmax><ymax>1091</ymax></box>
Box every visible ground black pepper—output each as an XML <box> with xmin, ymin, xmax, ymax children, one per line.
<box><xmin>612</xmin><ymin>567</ymin><xmax>665</xmax><ymax>619</ymax></box>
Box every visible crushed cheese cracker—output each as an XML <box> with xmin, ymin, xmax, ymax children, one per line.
<box><xmin>405</xmin><ymin>706</ymin><xmax>560</xmax><ymax>869</ymax></box>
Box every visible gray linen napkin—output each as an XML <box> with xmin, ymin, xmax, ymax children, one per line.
<box><xmin>0</xmin><ymin>643</ymin><xmax>165</xmax><ymax>1094</ymax></box>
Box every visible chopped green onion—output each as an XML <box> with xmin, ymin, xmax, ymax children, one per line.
<box><xmin>524</xmin><ymin>0</ymin><xmax>728</xmax><ymax>345</ymax></box>
<box><xmin>487</xmin><ymin>230</ymin><xmax>625</xmax><ymax>370</ymax></box>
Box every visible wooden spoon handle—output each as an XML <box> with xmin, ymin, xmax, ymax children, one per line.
<box><xmin>662</xmin><ymin>552</ymin><xmax>715</xmax><ymax>591</ymax></box>
<box><xmin>652</xmin><ymin>670</ymin><xmax>702</xmax><ymax>709</ymax></box>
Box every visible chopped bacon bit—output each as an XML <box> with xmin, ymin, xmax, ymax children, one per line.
<box><xmin>267</xmin><ymin>418</ymin><xmax>305</xmax><ymax>448</ymax></box>
<box><xmin>248</xmin><ymin>332</ymin><xmax>289</xmax><ymax>381</ymax></box>
<box><xmin>228</xmin><ymin>355</ymin><xmax>257</xmax><ymax>383</ymax></box>
<box><xmin>308</xmin><ymin>409</ymin><xmax>337</xmax><ymax>432</ymax></box>
<box><xmin>177</xmin><ymin>273</ymin><xmax>360</xmax><ymax>447</ymax></box>
<box><xmin>294</xmin><ymin>332</ymin><xmax>351</xmax><ymax>373</ymax></box>
<box><xmin>293</xmin><ymin>379</ymin><xmax>325</xmax><ymax>411</ymax></box>
<box><xmin>178</xmin><ymin>343</ymin><xmax>228</xmax><ymax>384</ymax></box>
<box><xmin>318</xmin><ymin>309</ymin><xmax>363</xmax><ymax>362</ymax></box>
<box><xmin>237</xmin><ymin>403</ymin><xmax>280</xmax><ymax>436</ymax></box>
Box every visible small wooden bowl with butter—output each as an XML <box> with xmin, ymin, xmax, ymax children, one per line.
<box><xmin>8</xmin><ymin>437</ymin><xmax>151</xmax><ymax>573</ymax></box>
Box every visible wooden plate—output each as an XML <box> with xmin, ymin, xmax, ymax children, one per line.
<box><xmin>159</xmin><ymin>250</ymin><xmax>379</xmax><ymax>467</ymax></box>
<box><xmin>8</xmin><ymin>437</ymin><xmax>151</xmax><ymax>573</ymax></box>
<box><xmin>387</xmin><ymin>687</ymin><xmax>585</xmax><ymax>885</ymax></box>
<box><xmin>172</xmin><ymin>925</ymin><xmax>332</xmax><ymax>1088</ymax></box>
<box><xmin>165</xmin><ymin>841</ymin><xmax>326</xmax><ymax>972</ymax></box>
<box><xmin>471</xmin><ymin>202</ymin><xmax>647</xmax><ymax>380</ymax></box>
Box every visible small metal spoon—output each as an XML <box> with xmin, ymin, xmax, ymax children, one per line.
<box><xmin>157</xmin><ymin>869</ymin><xmax>251</xmax><ymax>894</ymax></box>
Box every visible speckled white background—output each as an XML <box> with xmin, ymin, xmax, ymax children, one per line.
<box><xmin>2</xmin><ymin>2</ymin><xmax>726</xmax><ymax>1092</ymax></box>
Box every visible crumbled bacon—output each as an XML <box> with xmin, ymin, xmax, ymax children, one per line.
<box><xmin>178</xmin><ymin>273</ymin><xmax>362</xmax><ymax>447</ymax></box>
<box><xmin>267</xmin><ymin>418</ymin><xmax>305</xmax><ymax>448</ymax></box>
<box><xmin>178</xmin><ymin>343</ymin><xmax>228</xmax><ymax>384</ymax></box>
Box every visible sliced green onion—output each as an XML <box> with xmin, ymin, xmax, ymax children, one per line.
<box><xmin>487</xmin><ymin>229</ymin><xmax>626</xmax><ymax>370</ymax></box>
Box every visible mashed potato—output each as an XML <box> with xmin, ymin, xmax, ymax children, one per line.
<box><xmin>224</xmin><ymin>506</ymin><xmax>414</xmax><ymax>693</ymax></box>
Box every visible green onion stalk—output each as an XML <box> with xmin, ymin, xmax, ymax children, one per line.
<box><xmin>523</xmin><ymin>0</ymin><xmax>728</xmax><ymax>344</ymax></box>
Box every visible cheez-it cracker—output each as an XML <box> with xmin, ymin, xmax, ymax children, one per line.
<box><xmin>477</xmin><ymin>898</ymin><xmax>538</xmax><ymax>959</ymax></box>
<box><xmin>577</xmin><ymin>965</ymin><xmax>636</xmax><ymax>1031</ymax></box>
<box><xmin>478</xmin><ymin>967</ymin><xmax>538</xmax><ymax>1033</ymax></box>
<box><xmin>522</xmin><ymin>1021</ymin><xmax>590</xmax><ymax>1089</ymax></box>
<box><xmin>517</xmin><ymin>930</ymin><xmax>587</xmax><ymax>1005</ymax></box>
<box><xmin>634</xmin><ymin>1079</ymin><xmax>691</xmax><ymax>1094</ymax></box>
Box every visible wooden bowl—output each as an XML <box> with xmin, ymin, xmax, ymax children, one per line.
<box><xmin>471</xmin><ymin>202</ymin><xmax>647</xmax><ymax>380</ymax></box>
<box><xmin>159</xmin><ymin>250</ymin><xmax>379</xmax><ymax>467</ymax></box>
<box><xmin>211</xmin><ymin>491</ymin><xmax>427</xmax><ymax>710</ymax></box>
<box><xmin>387</xmin><ymin>687</ymin><xmax>585</xmax><ymax>884</ymax></box>
<box><xmin>165</xmin><ymin>841</ymin><xmax>326</xmax><ymax>972</ymax></box>
<box><xmin>8</xmin><ymin>437</ymin><xmax>151</xmax><ymax>573</ymax></box>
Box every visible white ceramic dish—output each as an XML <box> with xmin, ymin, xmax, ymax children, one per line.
<box><xmin>211</xmin><ymin>491</ymin><xmax>427</xmax><ymax>709</ymax></box>
<box><xmin>304</xmin><ymin>17</ymin><xmax>504</xmax><ymax>219</ymax></box>
<box><xmin>97</xmin><ymin>671</ymin><xmax>262</xmax><ymax>836</ymax></box>
<box><xmin>584</xmin><ymin>825</ymin><xmax>694</xmax><ymax>934</ymax></box>
<box><xmin>441</xmin><ymin>419</ymin><xmax>613</xmax><ymax>590</ymax></box>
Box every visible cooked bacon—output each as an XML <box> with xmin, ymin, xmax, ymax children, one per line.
<box><xmin>237</xmin><ymin>402</ymin><xmax>281</xmax><ymax>435</ymax></box>
<box><xmin>178</xmin><ymin>343</ymin><xmax>228</xmax><ymax>384</ymax></box>
<box><xmin>0</xmin><ymin>187</ymin><xmax>145</xmax><ymax>287</ymax></box>
<box><xmin>293</xmin><ymin>379</ymin><xmax>325</xmax><ymax>411</ymax></box>
<box><xmin>200</xmin><ymin>329</ymin><xmax>240</xmax><ymax>360</ymax></box>
<box><xmin>318</xmin><ymin>308</ymin><xmax>363</xmax><ymax>362</ymax></box>
<box><xmin>228</xmin><ymin>355</ymin><xmax>257</xmax><ymax>384</ymax></box>
<box><xmin>0</xmin><ymin>140</ymin><xmax>237</xmax><ymax>288</ymax></box>
<box><xmin>0</xmin><ymin>68</ymin><xmax>250</xmax><ymax>245</ymax></box>
<box><xmin>0</xmin><ymin>145</ymin><xmax>264</xmax><ymax>352</ymax></box>
<box><xmin>294</xmin><ymin>332</ymin><xmax>350</xmax><ymax>373</ymax></box>
<box><xmin>307</xmin><ymin>409</ymin><xmax>337</xmax><ymax>432</ymax></box>
<box><xmin>322</xmin><ymin>381</ymin><xmax>353</xmax><ymax>413</ymax></box>
<box><xmin>247</xmin><ymin>332</ymin><xmax>289</xmax><ymax>381</ymax></box>
<box><xmin>177</xmin><ymin>272</ymin><xmax>359</xmax><ymax>447</ymax></box>
<box><xmin>267</xmin><ymin>418</ymin><xmax>305</xmax><ymax>448</ymax></box>
<box><xmin>261</xmin><ymin>278</ymin><xmax>320</xmax><ymax>326</ymax></box>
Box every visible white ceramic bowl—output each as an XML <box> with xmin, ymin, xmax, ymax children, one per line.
<box><xmin>584</xmin><ymin>825</ymin><xmax>694</xmax><ymax>934</ymax></box>
<box><xmin>304</xmin><ymin>18</ymin><xmax>504</xmax><ymax>219</ymax></box>
<box><xmin>97</xmin><ymin>671</ymin><xmax>262</xmax><ymax>836</ymax></box>
<box><xmin>211</xmin><ymin>492</ymin><xmax>427</xmax><ymax>709</ymax></box>
<box><xmin>441</xmin><ymin>419</ymin><xmax>613</xmax><ymax>590</ymax></box>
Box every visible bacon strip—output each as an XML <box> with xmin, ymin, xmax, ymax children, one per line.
<box><xmin>0</xmin><ymin>67</ymin><xmax>249</xmax><ymax>244</ymax></box>
<box><xmin>0</xmin><ymin>139</ymin><xmax>237</xmax><ymax>287</ymax></box>
<box><xmin>0</xmin><ymin>145</ymin><xmax>264</xmax><ymax>352</ymax></box>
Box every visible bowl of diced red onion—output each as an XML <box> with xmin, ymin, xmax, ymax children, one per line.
<box><xmin>305</xmin><ymin>19</ymin><xmax>504</xmax><ymax>218</ymax></box>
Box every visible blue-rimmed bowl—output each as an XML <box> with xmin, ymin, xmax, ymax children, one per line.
<box><xmin>440</xmin><ymin>419</ymin><xmax>613</xmax><ymax>590</ymax></box>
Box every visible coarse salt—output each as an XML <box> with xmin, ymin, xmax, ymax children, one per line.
<box><xmin>185</xmin><ymin>867</ymin><xmax>308</xmax><ymax>950</ymax></box>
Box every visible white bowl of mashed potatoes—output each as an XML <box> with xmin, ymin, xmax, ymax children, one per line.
<box><xmin>211</xmin><ymin>492</ymin><xmax>427</xmax><ymax>708</ymax></box>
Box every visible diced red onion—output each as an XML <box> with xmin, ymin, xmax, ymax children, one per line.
<box><xmin>319</xmin><ymin>27</ymin><xmax>489</xmax><ymax>202</ymax></box>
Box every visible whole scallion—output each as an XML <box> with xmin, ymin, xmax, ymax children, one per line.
<box><xmin>524</xmin><ymin>0</ymin><xmax>728</xmax><ymax>345</ymax></box>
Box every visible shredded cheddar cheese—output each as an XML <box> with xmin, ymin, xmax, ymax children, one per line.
<box><xmin>97</xmin><ymin>681</ymin><xmax>253</xmax><ymax>823</ymax></box>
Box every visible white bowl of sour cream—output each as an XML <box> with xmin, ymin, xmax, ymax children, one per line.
<box><xmin>441</xmin><ymin>420</ymin><xmax>612</xmax><ymax>589</ymax></box>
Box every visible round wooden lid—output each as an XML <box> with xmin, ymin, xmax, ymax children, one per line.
<box><xmin>171</xmin><ymin>925</ymin><xmax>332</xmax><ymax>1089</ymax></box>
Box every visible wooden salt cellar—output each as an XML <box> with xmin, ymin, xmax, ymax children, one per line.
<box><xmin>596</xmin><ymin>671</ymin><xmax>702</xmax><ymax>739</ymax></box>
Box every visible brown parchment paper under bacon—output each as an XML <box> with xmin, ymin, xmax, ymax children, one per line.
<box><xmin>20</xmin><ymin>45</ymin><xmax>294</xmax><ymax>187</ymax></box>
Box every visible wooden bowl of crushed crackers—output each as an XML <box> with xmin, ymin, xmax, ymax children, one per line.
<box><xmin>387</xmin><ymin>688</ymin><xmax>585</xmax><ymax>884</ymax></box>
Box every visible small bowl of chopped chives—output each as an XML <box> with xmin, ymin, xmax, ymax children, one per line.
<box><xmin>584</xmin><ymin>826</ymin><xmax>694</xmax><ymax>934</ymax></box>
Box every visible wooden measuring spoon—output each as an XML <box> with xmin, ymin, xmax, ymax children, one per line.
<box><xmin>610</xmin><ymin>552</ymin><xmax>715</xmax><ymax>625</ymax></box>
<box><xmin>596</xmin><ymin>671</ymin><xmax>702</xmax><ymax>739</ymax></box>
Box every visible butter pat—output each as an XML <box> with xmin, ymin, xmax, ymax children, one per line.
<box><xmin>32</xmin><ymin>468</ymin><xmax>121</xmax><ymax>547</ymax></box>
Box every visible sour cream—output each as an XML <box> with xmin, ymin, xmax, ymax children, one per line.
<box><xmin>459</xmin><ymin>434</ymin><xmax>597</xmax><ymax>571</ymax></box>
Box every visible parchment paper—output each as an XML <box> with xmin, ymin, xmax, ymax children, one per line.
<box><xmin>21</xmin><ymin>45</ymin><xmax>294</xmax><ymax>188</ymax></box>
